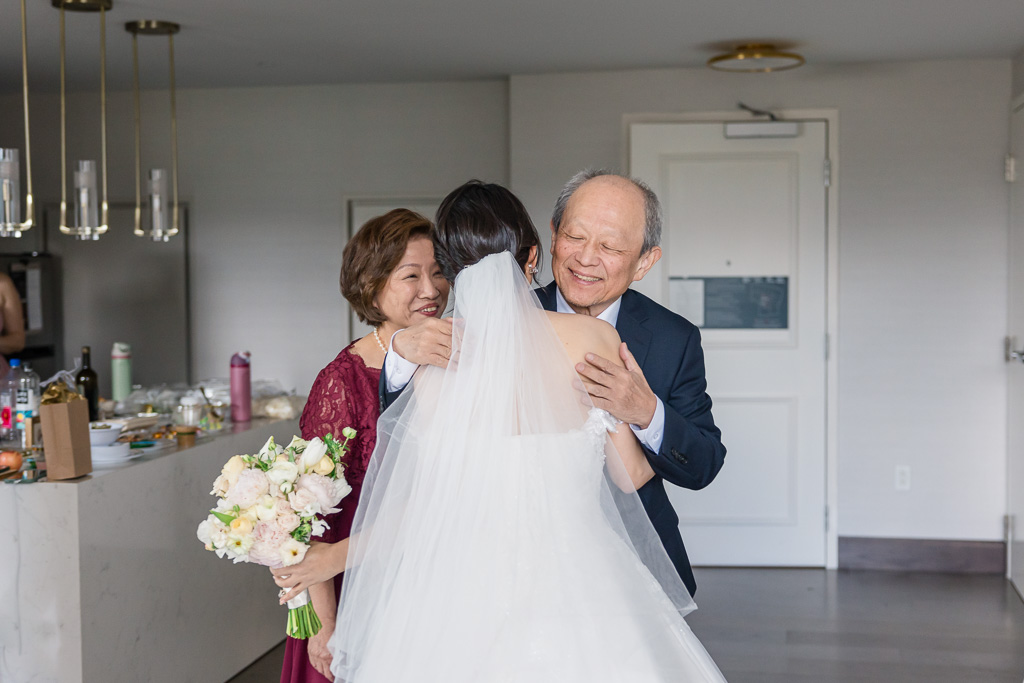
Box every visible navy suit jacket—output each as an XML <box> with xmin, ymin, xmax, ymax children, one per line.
<box><xmin>380</xmin><ymin>282</ymin><xmax>726</xmax><ymax>596</ymax></box>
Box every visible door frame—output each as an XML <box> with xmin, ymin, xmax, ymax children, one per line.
<box><xmin>1008</xmin><ymin>92</ymin><xmax>1024</xmax><ymax>595</ymax></box>
<box><xmin>621</xmin><ymin>109</ymin><xmax>840</xmax><ymax>569</ymax></box>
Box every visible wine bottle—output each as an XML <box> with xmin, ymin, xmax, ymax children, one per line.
<box><xmin>75</xmin><ymin>346</ymin><xmax>100</xmax><ymax>421</ymax></box>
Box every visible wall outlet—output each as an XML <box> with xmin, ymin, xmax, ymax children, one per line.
<box><xmin>895</xmin><ymin>465</ymin><xmax>911</xmax><ymax>491</ymax></box>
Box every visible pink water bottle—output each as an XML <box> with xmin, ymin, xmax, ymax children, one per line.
<box><xmin>230</xmin><ymin>352</ymin><xmax>251</xmax><ymax>422</ymax></box>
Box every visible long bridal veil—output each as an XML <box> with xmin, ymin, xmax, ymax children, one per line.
<box><xmin>329</xmin><ymin>252</ymin><xmax>724</xmax><ymax>682</ymax></box>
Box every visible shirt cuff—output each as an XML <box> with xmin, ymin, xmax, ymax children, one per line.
<box><xmin>383</xmin><ymin>330</ymin><xmax>418</xmax><ymax>393</ymax></box>
<box><xmin>630</xmin><ymin>397</ymin><xmax>665</xmax><ymax>453</ymax></box>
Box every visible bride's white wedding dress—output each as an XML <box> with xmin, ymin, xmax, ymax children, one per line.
<box><xmin>329</xmin><ymin>252</ymin><xmax>726</xmax><ymax>682</ymax></box>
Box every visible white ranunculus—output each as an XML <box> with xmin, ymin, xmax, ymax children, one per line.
<box><xmin>226</xmin><ymin>469</ymin><xmax>270</xmax><ymax>509</ymax></box>
<box><xmin>255</xmin><ymin>494</ymin><xmax>278</xmax><ymax>521</ymax></box>
<box><xmin>224</xmin><ymin>531</ymin><xmax>254</xmax><ymax>563</ymax></box>
<box><xmin>278</xmin><ymin>537</ymin><xmax>308</xmax><ymax>567</ymax></box>
<box><xmin>298</xmin><ymin>437</ymin><xmax>328</xmax><ymax>472</ymax></box>
<box><xmin>266</xmin><ymin>460</ymin><xmax>299</xmax><ymax>493</ymax></box>
<box><xmin>286</xmin><ymin>435</ymin><xmax>307</xmax><ymax>453</ymax></box>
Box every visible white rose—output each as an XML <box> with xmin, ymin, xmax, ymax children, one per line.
<box><xmin>278</xmin><ymin>537</ymin><xmax>308</xmax><ymax>567</ymax></box>
<box><xmin>226</xmin><ymin>469</ymin><xmax>270</xmax><ymax>509</ymax></box>
<box><xmin>221</xmin><ymin>455</ymin><xmax>247</xmax><ymax>487</ymax></box>
<box><xmin>211</xmin><ymin>474</ymin><xmax>230</xmax><ymax>498</ymax></box>
<box><xmin>266</xmin><ymin>460</ymin><xmax>299</xmax><ymax>493</ymax></box>
<box><xmin>312</xmin><ymin>456</ymin><xmax>335</xmax><ymax>476</ymax></box>
<box><xmin>299</xmin><ymin>437</ymin><xmax>328</xmax><ymax>472</ymax></box>
<box><xmin>196</xmin><ymin>516</ymin><xmax>220</xmax><ymax>548</ymax></box>
<box><xmin>288</xmin><ymin>487</ymin><xmax>320</xmax><ymax>517</ymax></box>
<box><xmin>255</xmin><ymin>494</ymin><xmax>279</xmax><ymax>521</ymax></box>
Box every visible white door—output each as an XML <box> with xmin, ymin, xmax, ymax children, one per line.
<box><xmin>630</xmin><ymin>119</ymin><xmax>829</xmax><ymax>566</ymax></box>
<box><xmin>1007</xmin><ymin>97</ymin><xmax>1024</xmax><ymax>597</ymax></box>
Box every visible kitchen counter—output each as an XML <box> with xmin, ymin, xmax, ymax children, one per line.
<box><xmin>0</xmin><ymin>417</ymin><xmax>301</xmax><ymax>683</ymax></box>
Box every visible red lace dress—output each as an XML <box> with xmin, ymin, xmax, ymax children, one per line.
<box><xmin>280</xmin><ymin>344</ymin><xmax>381</xmax><ymax>683</ymax></box>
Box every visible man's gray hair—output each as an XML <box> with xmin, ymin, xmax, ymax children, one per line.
<box><xmin>551</xmin><ymin>169</ymin><xmax>663</xmax><ymax>254</ymax></box>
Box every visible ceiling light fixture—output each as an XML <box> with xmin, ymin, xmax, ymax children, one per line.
<box><xmin>126</xmin><ymin>20</ymin><xmax>181</xmax><ymax>242</ymax></box>
<box><xmin>707</xmin><ymin>44</ymin><xmax>805</xmax><ymax>73</ymax></box>
<box><xmin>53</xmin><ymin>0</ymin><xmax>112</xmax><ymax>241</ymax></box>
<box><xmin>0</xmin><ymin>0</ymin><xmax>36</xmax><ymax>238</ymax></box>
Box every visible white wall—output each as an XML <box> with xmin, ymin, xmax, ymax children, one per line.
<box><xmin>1013</xmin><ymin>47</ymin><xmax>1024</xmax><ymax>101</ymax></box>
<box><xmin>509</xmin><ymin>60</ymin><xmax>1011</xmax><ymax>542</ymax></box>
<box><xmin>0</xmin><ymin>80</ymin><xmax>509</xmax><ymax>395</ymax></box>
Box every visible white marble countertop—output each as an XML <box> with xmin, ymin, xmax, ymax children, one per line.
<box><xmin>0</xmin><ymin>417</ymin><xmax>301</xmax><ymax>683</ymax></box>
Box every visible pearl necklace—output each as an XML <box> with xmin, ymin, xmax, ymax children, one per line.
<box><xmin>372</xmin><ymin>328</ymin><xmax>388</xmax><ymax>354</ymax></box>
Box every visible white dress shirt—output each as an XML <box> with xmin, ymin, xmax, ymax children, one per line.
<box><xmin>384</xmin><ymin>288</ymin><xmax>666</xmax><ymax>453</ymax></box>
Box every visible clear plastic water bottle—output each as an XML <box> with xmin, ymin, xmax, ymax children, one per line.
<box><xmin>0</xmin><ymin>364</ymin><xmax>16</xmax><ymax>444</ymax></box>
<box><xmin>12</xmin><ymin>360</ymin><xmax>39</xmax><ymax>447</ymax></box>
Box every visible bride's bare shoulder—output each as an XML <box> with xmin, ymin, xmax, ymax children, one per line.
<box><xmin>544</xmin><ymin>311</ymin><xmax>622</xmax><ymax>366</ymax></box>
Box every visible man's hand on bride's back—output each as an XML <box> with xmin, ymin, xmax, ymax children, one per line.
<box><xmin>392</xmin><ymin>317</ymin><xmax>454</xmax><ymax>368</ymax></box>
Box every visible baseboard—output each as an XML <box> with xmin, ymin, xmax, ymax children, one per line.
<box><xmin>838</xmin><ymin>536</ymin><xmax>1006</xmax><ymax>574</ymax></box>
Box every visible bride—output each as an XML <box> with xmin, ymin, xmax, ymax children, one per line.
<box><xmin>328</xmin><ymin>181</ymin><xmax>726</xmax><ymax>682</ymax></box>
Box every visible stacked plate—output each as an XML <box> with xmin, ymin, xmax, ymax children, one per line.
<box><xmin>91</xmin><ymin>441</ymin><xmax>141</xmax><ymax>468</ymax></box>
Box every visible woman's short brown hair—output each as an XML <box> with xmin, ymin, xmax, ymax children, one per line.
<box><xmin>341</xmin><ymin>208</ymin><xmax>433</xmax><ymax>325</ymax></box>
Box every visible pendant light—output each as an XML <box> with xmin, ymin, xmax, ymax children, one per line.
<box><xmin>54</xmin><ymin>0</ymin><xmax>111</xmax><ymax>241</ymax></box>
<box><xmin>707</xmin><ymin>44</ymin><xmax>805</xmax><ymax>73</ymax></box>
<box><xmin>0</xmin><ymin>0</ymin><xmax>36</xmax><ymax>238</ymax></box>
<box><xmin>126</xmin><ymin>20</ymin><xmax>181</xmax><ymax>242</ymax></box>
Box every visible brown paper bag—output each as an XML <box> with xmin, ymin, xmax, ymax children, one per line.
<box><xmin>41</xmin><ymin>400</ymin><xmax>92</xmax><ymax>480</ymax></box>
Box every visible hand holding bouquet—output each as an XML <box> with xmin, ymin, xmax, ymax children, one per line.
<box><xmin>197</xmin><ymin>429</ymin><xmax>355</xmax><ymax>638</ymax></box>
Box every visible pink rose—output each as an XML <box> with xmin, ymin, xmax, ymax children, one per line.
<box><xmin>275</xmin><ymin>510</ymin><xmax>301</xmax><ymax>534</ymax></box>
<box><xmin>226</xmin><ymin>469</ymin><xmax>269</xmax><ymax>509</ymax></box>
<box><xmin>288</xmin><ymin>488</ymin><xmax>320</xmax><ymax>517</ymax></box>
<box><xmin>296</xmin><ymin>474</ymin><xmax>341</xmax><ymax>514</ymax></box>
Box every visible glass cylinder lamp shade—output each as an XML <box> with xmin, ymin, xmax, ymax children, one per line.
<box><xmin>148</xmin><ymin>168</ymin><xmax>170</xmax><ymax>241</ymax></box>
<box><xmin>73</xmin><ymin>160</ymin><xmax>100</xmax><ymax>240</ymax></box>
<box><xmin>0</xmin><ymin>149</ymin><xmax>22</xmax><ymax>236</ymax></box>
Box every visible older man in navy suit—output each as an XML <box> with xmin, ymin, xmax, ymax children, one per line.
<box><xmin>382</xmin><ymin>170</ymin><xmax>725</xmax><ymax>596</ymax></box>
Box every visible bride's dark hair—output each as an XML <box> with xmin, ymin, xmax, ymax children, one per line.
<box><xmin>433</xmin><ymin>180</ymin><xmax>541</xmax><ymax>282</ymax></box>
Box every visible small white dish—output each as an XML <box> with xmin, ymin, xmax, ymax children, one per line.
<box><xmin>89</xmin><ymin>422</ymin><xmax>124</xmax><ymax>447</ymax></box>
<box><xmin>92</xmin><ymin>450</ymin><xmax>143</xmax><ymax>468</ymax></box>
<box><xmin>91</xmin><ymin>441</ymin><xmax>132</xmax><ymax>462</ymax></box>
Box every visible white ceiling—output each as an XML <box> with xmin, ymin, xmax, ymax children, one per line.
<box><xmin>1</xmin><ymin>0</ymin><xmax>1023</xmax><ymax>94</ymax></box>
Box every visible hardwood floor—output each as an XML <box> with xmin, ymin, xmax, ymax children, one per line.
<box><xmin>229</xmin><ymin>569</ymin><xmax>1024</xmax><ymax>682</ymax></box>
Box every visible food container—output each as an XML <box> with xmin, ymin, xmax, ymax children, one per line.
<box><xmin>89</xmin><ymin>422</ymin><xmax>124</xmax><ymax>447</ymax></box>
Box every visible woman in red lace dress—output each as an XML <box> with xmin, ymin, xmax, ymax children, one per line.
<box><xmin>275</xmin><ymin>208</ymin><xmax>449</xmax><ymax>683</ymax></box>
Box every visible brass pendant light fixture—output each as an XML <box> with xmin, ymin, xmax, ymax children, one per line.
<box><xmin>126</xmin><ymin>20</ymin><xmax>181</xmax><ymax>242</ymax></box>
<box><xmin>0</xmin><ymin>0</ymin><xmax>36</xmax><ymax>238</ymax></box>
<box><xmin>53</xmin><ymin>0</ymin><xmax>112</xmax><ymax>241</ymax></box>
<box><xmin>707</xmin><ymin>44</ymin><xmax>805</xmax><ymax>73</ymax></box>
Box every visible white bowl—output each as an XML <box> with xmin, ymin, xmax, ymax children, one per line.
<box><xmin>89</xmin><ymin>422</ymin><xmax>124</xmax><ymax>447</ymax></box>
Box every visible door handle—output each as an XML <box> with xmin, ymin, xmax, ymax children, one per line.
<box><xmin>1006</xmin><ymin>336</ymin><xmax>1024</xmax><ymax>363</ymax></box>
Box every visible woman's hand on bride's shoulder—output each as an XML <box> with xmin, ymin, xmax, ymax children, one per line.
<box><xmin>271</xmin><ymin>540</ymin><xmax>346</xmax><ymax>603</ymax></box>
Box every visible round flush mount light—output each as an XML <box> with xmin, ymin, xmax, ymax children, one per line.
<box><xmin>707</xmin><ymin>44</ymin><xmax>805</xmax><ymax>73</ymax></box>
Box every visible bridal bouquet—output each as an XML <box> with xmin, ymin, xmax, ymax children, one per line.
<box><xmin>196</xmin><ymin>430</ymin><xmax>355</xmax><ymax>638</ymax></box>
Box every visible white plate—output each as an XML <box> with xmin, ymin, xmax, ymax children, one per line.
<box><xmin>91</xmin><ymin>442</ymin><xmax>132</xmax><ymax>461</ymax></box>
<box><xmin>92</xmin><ymin>451</ymin><xmax>144</xmax><ymax>468</ymax></box>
